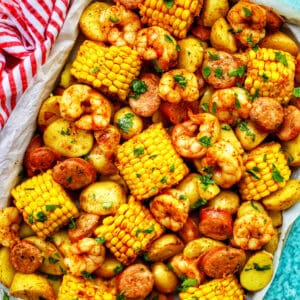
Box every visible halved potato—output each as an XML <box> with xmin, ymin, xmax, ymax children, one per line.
<box><xmin>38</xmin><ymin>95</ymin><xmax>61</xmax><ymax>131</ymax></box>
<box><xmin>0</xmin><ymin>247</ymin><xmax>16</xmax><ymax>288</ymax></box>
<box><xmin>202</xmin><ymin>0</ymin><xmax>229</xmax><ymax>27</ymax></box>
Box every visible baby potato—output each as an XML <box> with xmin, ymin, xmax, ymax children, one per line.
<box><xmin>37</xmin><ymin>95</ymin><xmax>61</xmax><ymax>131</ymax></box>
<box><xmin>95</xmin><ymin>256</ymin><xmax>123</xmax><ymax>279</ymax></box>
<box><xmin>19</xmin><ymin>222</ymin><xmax>35</xmax><ymax>238</ymax></box>
<box><xmin>282</xmin><ymin>133</ymin><xmax>300</xmax><ymax>166</ymax></box>
<box><xmin>237</xmin><ymin>201</ymin><xmax>268</xmax><ymax>218</ymax></box>
<box><xmin>267</xmin><ymin>210</ymin><xmax>283</xmax><ymax>228</ymax></box>
<box><xmin>113</xmin><ymin>107</ymin><xmax>143</xmax><ymax>140</ymax></box>
<box><xmin>43</xmin><ymin>118</ymin><xmax>94</xmax><ymax>157</ymax></box>
<box><xmin>218</xmin><ymin>125</ymin><xmax>244</xmax><ymax>155</ymax></box>
<box><xmin>263</xmin><ymin>228</ymin><xmax>280</xmax><ymax>254</ymax></box>
<box><xmin>240</xmin><ymin>251</ymin><xmax>273</xmax><ymax>292</ymax></box>
<box><xmin>210</xmin><ymin>17</ymin><xmax>237</xmax><ymax>53</ymax></box>
<box><xmin>80</xmin><ymin>181</ymin><xmax>127</xmax><ymax>215</ymax></box>
<box><xmin>0</xmin><ymin>247</ymin><xmax>16</xmax><ymax>287</ymax></box>
<box><xmin>146</xmin><ymin>234</ymin><xmax>184</xmax><ymax>262</ymax></box>
<box><xmin>202</xmin><ymin>0</ymin><xmax>229</xmax><ymax>27</ymax></box>
<box><xmin>262</xmin><ymin>179</ymin><xmax>300</xmax><ymax>211</ymax></box>
<box><xmin>177</xmin><ymin>36</ymin><xmax>205</xmax><ymax>72</ymax></box>
<box><xmin>183</xmin><ymin>237</ymin><xmax>224</xmax><ymax>259</ymax></box>
<box><xmin>152</xmin><ymin>262</ymin><xmax>178</xmax><ymax>294</ymax></box>
<box><xmin>235</xmin><ymin>120</ymin><xmax>268</xmax><ymax>151</ymax></box>
<box><xmin>208</xmin><ymin>190</ymin><xmax>240</xmax><ymax>214</ymax></box>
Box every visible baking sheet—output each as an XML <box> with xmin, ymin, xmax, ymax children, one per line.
<box><xmin>0</xmin><ymin>1</ymin><xmax>300</xmax><ymax>299</ymax></box>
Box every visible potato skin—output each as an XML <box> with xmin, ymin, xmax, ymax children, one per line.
<box><xmin>262</xmin><ymin>179</ymin><xmax>300</xmax><ymax>211</ymax></box>
<box><xmin>208</xmin><ymin>190</ymin><xmax>240</xmax><ymax>214</ymax></box>
<box><xmin>80</xmin><ymin>181</ymin><xmax>127</xmax><ymax>215</ymax></box>
<box><xmin>0</xmin><ymin>247</ymin><xmax>16</xmax><ymax>287</ymax></box>
<box><xmin>282</xmin><ymin>133</ymin><xmax>300</xmax><ymax>167</ymax></box>
<box><xmin>237</xmin><ymin>201</ymin><xmax>268</xmax><ymax>218</ymax></box>
<box><xmin>43</xmin><ymin>118</ymin><xmax>94</xmax><ymax>157</ymax></box>
<box><xmin>95</xmin><ymin>256</ymin><xmax>124</xmax><ymax>279</ymax></box>
<box><xmin>38</xmin><ymin>95</ymin><xmax>61</xmax><ymax>131</ymax></box>
<box><xmin>202</xmin><ymin>0</ymin><xmax>229</xmax><ymax>27</ymax></box>
<box><xmin>240</xmin><ymin>251</ymin><xmax>273</xmax><ymax>292</ymax></box>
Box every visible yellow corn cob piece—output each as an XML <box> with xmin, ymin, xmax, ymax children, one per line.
<box><xmin>11</xmin><ymin>170</ymin><xmax>79</xmax><ymax>239</ymax></box>
<box><xmin>244</xmin><ymin>48</ymin><xmax>295</xmax><ymax>104</ymax></box>
<box><xmin>58</xmin><ymin>274</ymin><xmax>116</xmax><ymax>300</ymax></box>
<box><xmin>70</xmin><ymin>40</ymin><xmax>142</xmax><ymax>101</ymax></box>
<box><xmin>139</xmin><ymin>0</ymin><xmax>202</xmax><ymax>39</ymax></box>
<box><xmin>94</xmin><ymin>197</ymin><xmax>164</xmax><ymax>265</ymax></box>
<box><xmin>179</xmin><ymin>275</ymin><xmax>245</xmax><ymax>300</ymax></box>
<box><xmin>115</xmin><ymin>123</ymin><xmax>189</xmax><ymax>200</ymax></box>
<box><xmin>239</xmin><ymin>142</ymin><xmax>291</xmax><ymax>201</ymax></box>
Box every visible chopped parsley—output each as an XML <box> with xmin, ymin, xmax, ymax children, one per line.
<box><xmin>263</xmin><ymin>154</ymin><xmax>267</xmax><ymax>162</ymax></box>
<box><xmin>46</xmin><ymin>204</ymin><xmax>61</xmax><ymax>212</ymax></box>
<box><xmin>136</xmin><ymin>173</ymin><xmax>142</xmax><ymax>178</ymax></box>
<box><xmin>251</xmin><ymin>200</ymin><xmax>259</xmax><ymax>211</ymax></box>
<box><xmin>261</xmin><ymin>73</ymin><xmax>269</xmax><ymax>82</ymax></box>
<box><xmin>68</xmin><ymin>217</ymin><xmax>77</xmax><ymax>229</ymax></box>
<box><xmin>91</xmin><ymin>66</ymin><xmax>99</xmax><ymax>73</ymax></box>
<box><xmin>164</xmin><ymin>35</ymin><xmax>174</xmax><ymax>43</ymax></box>
<box><xmin>60</xmin><ymin>127</ymin><xmax>70</xmax><ymax>136</ymax></box>
<box><xmin>237</xmin><ymin>121</ymin><xmax>256</xmax><ymax>141</ymax></box>
<box><xmin>102</xmin><ymin>202</ymin><xmax>113</xmax><ymax>210</ymax></box>
<box><xmin>136</xmin><ymin>225</ymin><xmax>155</xmax><ymax>237</ymax></box>
<box><xmin>246</xmin><ymin>34</ymin><xmax>255</xmax><ymax>47</ymax></box>
<box><xmin>272</xmin><ymin>164</ymin><xmax>284</xmax><ymax>182</ymax></box>
<box><xmin>109</xmin><ymin>16</ymin><xmax>119</xmax><ymax>23</ymax></box>
<box><xmin>197</xmin><ymin>174</ymin><xmax>215</xmax><ymax>190</ymax></box>
<box><xmin>221</xmin><ymin>124</ymin><xmax>231</xmax><ymax>131</ymax></box>
<box><xmin>176</xmin><ymin>44</ymin><xmax>181</xmax><ymax>52</ymax></box>
<box><xmin>208</xmin><ymin>51</ymin><xmax>220</xmax><ymax>61</ymax></box>
<box><xmin>160</xmin><ymin>176</ymin><xmax>168</xmax><ymax>184</ymax></box>
<box><xmin>214</xmin><ymin>67</ymin><xmax>223</xmax><ymax>78</ymax></box>
<box><xmin>153</xmin><ymin>59</ymin><xmax>163</xmax><ymax>73</ymax></box>
<box><xmin>95</xmin><ymin>237</ymin><xmax>106</xmax><ymax>244</ymax></box>
<box><xmin>81</xmin><ymin>271</ymin><xmax>95</xmax><ymax>280</ymax></box>
<box><xmin>36</xmin><ymin>211</ymin><xmax>47</xmax><ymax>222</ymax></box>
<box><xmin>117</xmin><ymin>112</ymin><xmax>134</xmax><ymax>134</ymax></box>
<box><xmin>67</xmin><ymin>176</ymin><xmax>72</xmax><ymax>183</ymax></box>
<box><xmin>201</xmin><ymin>102</ymin><xmax>209</xmax><ymax>112</ymax></box>
<box><xmin>246</xmin><ymin>168</ymin><xmax>260</xmax><ymax>180</ymax></box>
<box><xmin>173</xmin><ymin>74</ymin><xmax>187</xmax><ymax>87</ymax></box>
<box><xmin>113</xmin><ymin>264</ymin><xmax>124</xmax><ymax>274</ymax></box>
<box><xmin>133</xmin><ymin>146</ymin><xmax>145</xmax><ymax>157</ymax></box>
<box><xmin>212</xmin><ymin>101</ymin><xmax>217</xmax><ymax>115</ymax></box>
<box><xmin>228</xmin><ymin>28</ymin><xmax>242</xmax><ymax>34</ymax></box>
<box><xmin>117</xmin><ymin>291</ymin><xmax>126</xmax><ymax>300</ymax></box>
<box><xmin>170</xmin><ymin>164</ymin><xmax>175</xmax><ymax>172</ymax></box>
<box><xmin>190</xmin><ymin>198</ymin><xmax>207</xmax><ymax>209</ymax></box>
<box><xmin>293</xmin><ymin>87</ymin><xmax>300</xmax><ymax>97</ymax></box>
<box><xmin>2</xmin><ymin>292</ymin><xmax>10</xmax><ymax>300</ymax></box>
<box><xmin>131</xmin><ymin>79</ymin><xmax>147</xmax><ymax>99</ymax></box>
<box><xmin>28</xmin><ymin>213</ymin><xmax>34</xmax><ymax>224</ymax></box>
<box><xmin>203</xmin><ymin>66</ymin><xmax>211</xmax><ymax>78</ymax></box>
<box><xmin>48</xmin><ymin>256</ymin><xmax>59</xmax><ymax>264</ymax></box>
<box><xmin>228</xmin><ymin>65</ymin><xmax>246</xmax><ymax>77</ymax></box>
<box><xmin>179</xmin><ymin>278</ymin><xmax>198</xmax><ymax>291</ymax></box>
<box><xmin>250</xmin><ymin>88</ymin><xmax>260</xmax><ymax>101</ymax></box>
<box><xmin>179</xmin><ymin>194</ymin><xmax>188</xmax><ymax>200</ymax></box>
<box><xmin>235</xmin><ymin>93</ymin><xmax>241</xmax><ymax>109</ymax></box>
<box><xmin>245</xmin><ymin>263</ymin><xmax>271</xmax><ymax>271</ymax></box>
<box><xmin>243</xmin><ymin>6</ymin><xmax>252</xmax><ymax>16</ymax></box>
<box><xmin>199</xmin><ymin>136</ymin><xmax>212</xmax><ymax>147</ymax></box>
<box><xmin>275</xmin><ymin>51</ymin><xmax>288</xmax><ymax>67</ymax></box>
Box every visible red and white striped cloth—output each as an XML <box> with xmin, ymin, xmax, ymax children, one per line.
<box><xmin>0</xmin><ymin>0</ymin><xmax>71</xmax><ymax>130</ymax></box>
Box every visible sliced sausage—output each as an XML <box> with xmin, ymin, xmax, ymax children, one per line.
<box><xmin>24</xmin><ymin>134</ymin><xmax>43</xmax><ymax>177</ymax></box>
<box><xmin>249</xmin><ymin>97</ymin><xmax>284</xmax><ymax>132</ymax></box>
<box><xmin>9</xmin><ymin>240</ymin><xmax>43</xmax><ymax>273</ymax></box>
<box><xmin>129</xmin><ymin>73</ymin><xmax>161</xmax><ymax>117</ymax></box>
<box><xmin>199</xmin><ymin>208</ymin><xmax>233</xmax><ymax>241</ymax></box>
<box><xmin>198</xmin><ymin>245</ymin><xmax>247</xmax><ymax>278</ymax></box>
<box><xmin>52</xmin><ymin>157</ymin><xmax>97</xmax><ymax>190</ymax></box>
<box><xmin>116</xmin><ymin>263</ymin><xmax>154</xmax><ymax>299</ymax></box>
<box><xmin>178</xmin><ymin>217</ymin><xmax>200</xmax><ymax>243</ymax></box>
<box><xmin>68</xmin><ymin>213</ymin><xmax>100</xmax><ymax>243</ymax></box>
<box><xmin>29</xmin><ymin>146</ymin><xmax>60</xmax><ymax>171</ymax></box>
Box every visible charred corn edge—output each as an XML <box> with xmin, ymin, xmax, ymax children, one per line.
<box><xmin>245</xmin><ymin>48</ymin><xmax>295</xmax><ymax>104</ymax></box>
<box><xmin>239</xmin><ymin>142</ymin><xmax>291</xmax><ymax>201</ymax></box>
<box><xmin>115</xmin><ymin>123</ymin><xmax>189</xmax><ymax>200</ymax></box>
<box><xmin>139</xmin><ymin>0</ymin><xmax>202</xmax><ymax>38</ymax></box>
<box><xmin>94</xmin><ymin>199</ymin><xmax>164</xmax><ymax>265</ymax></box>
<box><xmin>11</xmin><ymin>170</ymin><xmax>79</xmax><ymax>238</ymax></box>
<box><xmin>58</xmin><ymin>274</ymin><xmax>115</xmax><ymax>300</ymax></box>
<box><xmin>70</xmin><ymin>40</ymin><xmax>142</xmax><ymax>101</ymax></box>
<box><xmin>179</xmin><ymin>275</ymin><xmax>245</xmax><ymax>299</ymax></box>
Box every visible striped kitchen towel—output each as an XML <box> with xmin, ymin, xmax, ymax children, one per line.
<box><xmin>0</xmin><ymin>0</ymin><xmax>70</xmax><ymax>130</ymax></box>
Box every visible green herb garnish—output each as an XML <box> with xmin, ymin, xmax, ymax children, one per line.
<box><xmin>117</xmin><ymin>112</ymin><xmax>134</xmax><ymax>134</ymax></box>
<box><xmin>173</xmin><ymin>74</ymin><xmax>187</xmax><ymax>87</ymax></box>
<box><xmin>133</xmin><ymin>146</ymin><xmax>145</xmax><ymax>157</ymax></box>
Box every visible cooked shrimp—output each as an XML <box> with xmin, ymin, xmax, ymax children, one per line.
<box><xmin>232</xmin><ymin>212</ymin><xmax>275</xmax><ymax>250</ymax></box>
<box><xmin>9</xmin><ymin>240</ymin><xmax>43</xmax><ymax>273</ymax></box>
<box><xmin>94</xmin><ymin>125</ymin><xmax>121</xmax><ymax>155</ymax></box>
<box><xmin>0</xmin><ymin>207</ymin><xmax>21</xmax><ymax>248</ymax></box>
<box><xmin>64</xmin><ymin>237</ymin><xmax>105</xmax><ymax>276</ymax></box>
<box><xmin>158</xmin><ymin>69</ymin><xmax>200</xmax><ymax>103</ymax></box>
<box><xmin>200</xmin><ymin>140</ymin><xmax>244</xmax><ymax>189</ymax></box>
<box><xmin>276</xmin><ymin>105</ymin><xmax>300</xmax><ymax>141</ymax></box>
<box><xmin>202</xmin><ymin>49</ymin><xmax>240</xmax><ymax>89</ymax></box>
<box><xmin>133</xmin><ymin>26</ymin><xmax>178</xmax><ymax>71</ymax></box>
<box><xmin>60</xmin><ymin>84</ymin><xmax>112</xmax><ymax>131</ymax></box>
<box><xmin>115</xmin><ymin>0</ymin><xmax>143</xmax><ymax>10</ymax></box>
<box><xmin>129</xmin><ymin>73</ymin><xmax>161</xmax><ymax>117</ymax></box>
<box><xmin>209</xmin><ymin>87</ymin><xmax>252</xmax><ymax>125</ymax></box>
<box><xmin>150</xmin><ymin>189</ymin><xmax>189</xmax><ymax>232</ymax></box>
<box><xmin>249</xmin><ymin>97</ymin><xmax>284</xmax><ymax>131</ymax></box>
<box><xmin>171</xmin><ymin>112</ymin><xmax>220</xmax><ymax>159</ymax></box>
<box><xmin>227</xmin><ymin>0</ymin><xmax>267</xmax><ymax>46</ymax></box>
<box><xmin>98</xmin><ymin>4</ymin><xmax>142</xmax><ymax>46</ymax></box>
<box><xmin>169</xmin><ymin>254</ymin><xmax>205</xmax><ymax>284</ymax></box>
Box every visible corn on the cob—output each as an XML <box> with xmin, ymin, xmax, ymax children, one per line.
<box><xmin>94</xmin><ymin>197</ymin><xmax>164</xmax><ymax>265</ymax></box>
<box><xmin>239</xmin><ymin>142</ymin><xmax>291</xmax><ymax>201</ymax></box>
<box><xmin>115</xmin><ymin>123</ymin><xmax>189</xmax><ymax>201</ymax></box>
<box><xmin>11</xmin><ymin>170</ymin><xmax>79</xmax><ymax>238</ymax></box>
<box><xmin>71</xmin><ymin>40</ymin><xmax>141</xmax><ymax>101</ymax></box>
<box><xmin>139</xmin><ymin>0</ymin><xmax>202</xmax><ymax>39</ymax></box>
<box><xmin>179</xmin><ymin>275</ymin><xmax>245</xmax><ymax>300</ymax></box>
<box><xmin>58</xmin><ymin>274</ymin><xmax>116</xmax><ymax>300</ymax></box>
<box><xmin>244</xmin><ymin>48</ymin><xmax>295</xmax><ymax>104</ymax></box>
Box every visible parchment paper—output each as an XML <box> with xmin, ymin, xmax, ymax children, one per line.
<box><xmin>0</xmin><ymin>1</ymin><xmax>299</xmax><ymax>299</ymax></box>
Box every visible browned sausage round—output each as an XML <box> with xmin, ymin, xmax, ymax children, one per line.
<box><xmin>68</xmin><ymin>213</ymin><xmax>100</xmax><ymax>243</ymax></box>
<box><xmin>178</xmin><ymin>217</ymin><xmax>200</xmax><ymax>243</ymax></box>
<box><xmin>249</xmin><ymin>97</ymin><xmax>284</xmax><ymax>132</ymax></box>
<box><xmin>129</xmin><ymin>73</ymin><xmax>161</xmax><ymax>117</ymax></box>
<box><xmin>52</xmin><ymin>157</ymin><xmax>97</xmax><ymax>190</ymax></box>
<box><xmin>198</xmin><ymin>245</ymin><xmax>246</xmax><ymax>278</ymax></box>
<box><xmin>9</xmin><ymin>240</ymin><xmax>43</xmax><ymax>274</ymax></box>
<box><xmin>116</xmin><ymin>263</ymin><xmax>154</xmax><ymax>299</ymax></box>
<box><xmin>29</xmin><ymin>146</ymin><xmax>60</xmax><ymax>171</ymax></box>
